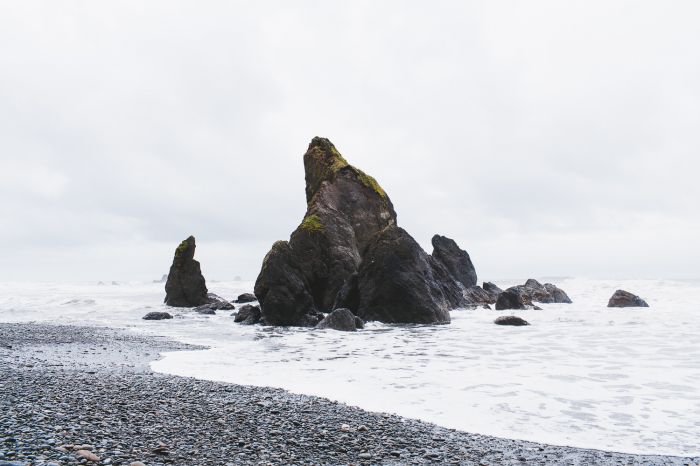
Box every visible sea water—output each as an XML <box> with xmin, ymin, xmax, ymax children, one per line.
<box><xmin>0</xmin><ymin>278</ymin><xmax>698</xmax><ymax>456</ymax></box>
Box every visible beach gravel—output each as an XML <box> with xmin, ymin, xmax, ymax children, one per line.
<box><xmin>1</xmin><ymin>323</ymin><xmax>697</xmax><ymax>466</ymax></box>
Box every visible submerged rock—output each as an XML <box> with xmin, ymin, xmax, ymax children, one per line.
<box><xmin>142</xmin><ymin>312</ymin><xmax>173</xmax><ymax>321</ymax></box>
<box><xmin>608</xmin><ymin>290</ymin><xmax>649</xmax><ymax>308</ymax></box>
<box><xmin>164</xmin><ymin>236</ymin><xmax>209</xmax><ymax>307</ymax></box>
<box><xmin>255</xmin><ymin>137</ymin><xmax>471</xmax><ymax>326</ymax></box>
<box><xmin>316</xmin><ymin>308</ymin><xmax>363</xmax><ymax>332</ymax></box>
<box><xmin>494</xmin><ymin>315</ymin><xmax>530</xmax><ymax>326</ymax></box>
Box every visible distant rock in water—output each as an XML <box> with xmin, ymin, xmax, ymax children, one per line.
<box><xmin>316</xmin><ymin>308</ymin><xmax>363</xmax><ymax>332</ymax></box>
<box><xmin>494</xmin><ymin>315</ymin><xmax>530</xmax><ymax>326</ymax></box>
<box><xmin>143</xmin><ymin>311</ymin><xmax>173</xmax><ymax>320</ymax></box>
<box><xmin>431</xmin><ymin>235</ymin><xmax>477</xmax><ymax>289</ymax></box>
<box><xmin>233</xmin><ymin>304</ymin><xmax>262</xmax><ymax>325</ymax></box>
<box><xmin>164</xmin><ymin>236</ymin><xmax>210</xmax><ymax>307</ymax></box>
<box><xmin>496</xmin><ymin>279</ymin><xmax>572</xmax><ymax>309</ymax></box>
<box><xmin>153</xmin><ymin>274</ymin><xmax>168</xmax><ymax>283</ymax></box>
<box><xmin>608</xmin><ymin>290</ymin><xmax>649</xmax><ymax>308</ymax></box>
<box><xmin>255</xmin><ymin>137</ymin><xmax>471</xmax><ymax>326</ymax></box>
<box><xmin>235</xmin><ymin>293</ymin><xmax>257</xmax><ymax>303</ymax></box>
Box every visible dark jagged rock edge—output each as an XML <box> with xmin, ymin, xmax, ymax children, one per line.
<box><xmin>1</xmin><ymin>323</ymin><xmax>695</xmax><ymax>466</ymax></box>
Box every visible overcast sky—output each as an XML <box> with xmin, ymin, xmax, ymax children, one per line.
<box><xmin>1</xmin><ymin>1</ymin><xmax>699</xmax><ymax>282</ymax></box>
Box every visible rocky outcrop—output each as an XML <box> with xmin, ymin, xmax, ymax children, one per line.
<box><xmin>315</xmin><ymin>308</ymin><xmax>363</xmax><ymax>332</ymax></box>
<box><xmin>164</xmin><ymin>236</ymin><xmax>209</xmax><ymax>307</ymax></box>
<box><xmin>235</xmin><ymin>293</ymin><xmax>257</xmax><ymax>303</ymax></box>
<box><xmin>494</xmin><ymin>315</ymin><xmax>530</xmax><ymax>326</ymax></box>
<box><xmin>608</xmin><ymin>290</ymin><xmax>649</xmax><ymax>308</ymax></box>
<box><xmin>255</xmin><ymin>137</ymin><xmax>471</xmax><ymax>326</ymax></box>
<box><xmin>233</xmin><ymin>304</ymin><xmax>262</xmax><ymax>325</ymax></box>
<box><xmin>143</xmin><ymin>311</ymin><xmax>173</xmax><ymax>320</ymax></box>
<box><xmin>431</xmin><ymin>235</ymin><xmax>477</xmax><ymax>289</ymax></box>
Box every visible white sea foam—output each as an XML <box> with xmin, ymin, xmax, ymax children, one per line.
<box><xmin>1</xmin><ymin>278</ymin><xmax>698</xmax><ymax>456</ymax></box>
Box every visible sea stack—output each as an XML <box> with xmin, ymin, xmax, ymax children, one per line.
<box><xmin>254</xmin><ymin>137</ymin><xmax>475</xmax><ymax>326</ymax></box>
<box><xmin>164</xmin><ymin>236</ymin><xmax>210</xmax><ymax>307</ymax></box>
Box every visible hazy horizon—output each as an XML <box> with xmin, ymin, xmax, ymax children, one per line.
<box><xmin>2</xmin><ymin>1</ymin><xmax>699</xmax><ymax>282</ymax></box>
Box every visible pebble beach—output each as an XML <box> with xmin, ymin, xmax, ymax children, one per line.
<box><xmin>1</xmin><ymin>323</ymin><xmax>698</xmax><ymax>466</ymax></box>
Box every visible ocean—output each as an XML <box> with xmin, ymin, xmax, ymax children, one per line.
<box><xmin>1</xmin><ymin>277</ymin><xmax>698</xmax><ymax>456</ymax></box>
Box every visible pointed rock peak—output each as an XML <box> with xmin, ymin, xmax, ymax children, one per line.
<box><xmin>174</xmin><ymin>235</ymin><xmax>196</xmax><ymax>263</ymax></box>
<box><xmin>304</xmin><ymin>137</ymin><xmax>350</xmax><ymax>202</ymax></box>
<box><xmin>303</xmin><ymin>136</ymin><xmax>388</xmax><ymax>203</ymax></box>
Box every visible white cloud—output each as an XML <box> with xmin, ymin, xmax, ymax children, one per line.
<box><xmin>0</xmin><ymin>1</ymin><xmax>698</xmax><ymax>281</ymax></box>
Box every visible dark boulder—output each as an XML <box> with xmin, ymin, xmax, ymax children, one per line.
<box><xmin>203</xmin><ymin>293</ymin><xmax>235</xmax><ymax>310</ymax></box>
<box><xmin>608</xmin><ymin>290</ymin><xmax>649</xmax><ymax>308</ymax></box>
<box><xmin>431</xmin><ymin>235</ymin><xmax>477</xmax><ymax>288</ymax></box>
<box><xmin>316</xmin><ymin>308</ymin><xmax>362</xmax><ymax>332</ymax></box>
<box><xmin>544</xmin><ymin>283</ymin><xmax>573</xmax><ymax>304</ymax></box>
<box><xmin>233</xmin><ymin>304</ymin><xmax>262</xmax><ymax>325</ymax></box>
<box><xmin>494</xmin><ymin>315</ymin><xmax>530</xmax><ymax>326</ymax></box>
<box><xmin>495</xmin><ymin>288</ymin><xmax>542</xmax><ymax>310</ymax></box>
<box><xmin>195</xmin><ymin>307</ymin><xmax>216</xmax><ymax>315</ymax></box>
<box><xmin>495</xmin><ymin>288</ymin><xmax>532</xmax><ymax>310</ymax></box>
<box><xmin>503</xmin><ymin>279</ymin><xmax>572</xmax><ymax>305</ymax></box>
<box><xmin>257</xmin><ymin>138</ymin><xmax>468</xmax><ymax>326</ymax></box>
<box><xmin>164</xmin><ymin>236</ymin><xmax>209</xmax><ymax>307</ymax></box>
<box><xmin>143</xmin><ymin>311</ymin><xmax>173</xmax><ymax>320</ymax></box>
<box><xmin>482</xmin><ymin>282</ymin><xmax>503</xmax><ymax>301</ymax></box>
<box><xmin>235</xmin><ymin>293</ymin><xmax>257</xmax><ymax>303</ymax></box>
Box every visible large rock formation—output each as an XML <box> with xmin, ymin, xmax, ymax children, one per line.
<box><xmin>255</xmin><ymin>137</ymin><xmax>475</xmax><ymax>326</ymax></box>
<box><xmin>608</xmin><ymin>290</ymin><xmax>649</xmax><ymax>308</ymax></box>
<box><xmin>164</xmin><ymin>236</ymin><xmax>210</xmax><ymax>307</ymax></box>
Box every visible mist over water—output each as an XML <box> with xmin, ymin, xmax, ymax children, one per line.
<box><xmin>1</xmin><ymin>278</ymin><xmax>699</xmax><ymax>456</ymax></box>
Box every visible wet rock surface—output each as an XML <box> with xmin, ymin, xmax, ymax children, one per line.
<box><xmin>608</xmin><ymin>289</ymin><xmax>650</xmax><ymax>308</ymax></box>
<box><xmin>2</xmin><ymin>323</ymin><xmax>695</xmax><ymax>466</ymax></box>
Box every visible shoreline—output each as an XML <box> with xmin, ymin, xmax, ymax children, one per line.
<box><xmin>1</xmin><ymin>323</ymin><xmax>697</xmax><ymax>466</ymax></box>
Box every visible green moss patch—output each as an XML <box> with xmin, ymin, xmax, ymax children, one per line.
<box><xmin>300</xmin><ymin>214</ymin><xmax>324</xmax><ymax>233</ymax></box>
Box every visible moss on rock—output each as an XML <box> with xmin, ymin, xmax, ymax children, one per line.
<box><xmin>300</xmin><ymin>214</ymin><xmax>324</xmax><ymax>233</ymax></box>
